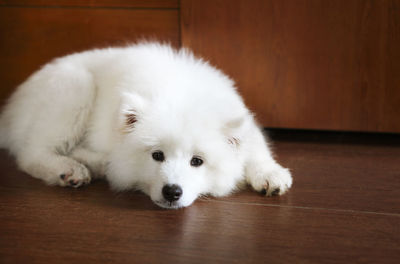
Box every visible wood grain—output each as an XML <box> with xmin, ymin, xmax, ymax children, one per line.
<box><xmin>181</xmin><ymin>0</ymin><xmax>400</xmax><ymax>133</ymax></box>
<box><xmin>0</xmin><ymin>0</ymin><xmax>179</xmax><ymax>8</ymax></box>
<box><xmin>0</xmin><ymin>6</ymin><xmax>179</xmax><ymax>105</ymax></box>
<box><xmin>219</xmin><ymin>130</ymin><xmax>400</xmax><ymax>214</ymax></box>
<box><xmin>1</xmin><ymin>131</ymin><xmax>400</xmax><ymax>263</ymax></box>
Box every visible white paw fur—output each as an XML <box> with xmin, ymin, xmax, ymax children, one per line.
<box><xmin>247</xmin><ymin>163</ymin><xmax>292</xmax><ymax>196</ymax></box>
<box><xmin>58</xmin><ymin>162</ymin><xmax>91</xmax><ymax>188</ymax></box>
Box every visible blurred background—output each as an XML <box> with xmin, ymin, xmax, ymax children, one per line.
<box><xmin>1</xmin><ymin>0</ymin><xmax>399</xmax><ymax>133</ymax></box>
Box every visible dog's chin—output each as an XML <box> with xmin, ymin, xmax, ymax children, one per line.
<box><xmin>154</xmin><ymin>200</ymin><xmax>185</xmax><ymax>209</ymax></box>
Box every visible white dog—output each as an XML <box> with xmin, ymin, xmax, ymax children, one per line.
<box><xmin>0</xmin><ymin>43</ymin><xmax>292</xmax><ymax>208</ymax></box>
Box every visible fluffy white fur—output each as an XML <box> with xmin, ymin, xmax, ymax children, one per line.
<box><xmin>0</xmin><ymin>43</ymin><xmax>292</xmax><ymax>209</ymax></box>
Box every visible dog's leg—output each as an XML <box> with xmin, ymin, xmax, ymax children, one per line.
<box><xmin>243</xmin><ymin>124</ymin><xmax>292</xmax><ymax>196</ymax></box>
<box><xmin>7</xmin><ymin>62</ymin><xmax>98</xmax><ymax>187</ymax></box>
<box><xmin>16</xmin><ymin>148</ymin><xmax>91</xmax><ymax>187</ymax></box>
<box><xmin>70</xmin><ymin>147</ymin><xmax>107</xmax><ymax>178</ymax></box>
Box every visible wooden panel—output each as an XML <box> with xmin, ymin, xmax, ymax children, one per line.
<box><xmin>0</xmin><ymin>0</ymin><xmax>179</xmax><ymax>8</ymax></box>
<box><xmin>0</xmin><ymin>7</ymin><xmax>179</xmax><ymax>105</ymax></box>
<box><xmin>181</xmin><ymin>0</ymin><xmax>400</xmax><ymax>133</ymax></box>
<box><xmin>0</xmin><ymin>131</ymin><xmax>400</xmax><ymax>263</ymax></box>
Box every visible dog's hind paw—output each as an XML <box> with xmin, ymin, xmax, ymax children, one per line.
<box><xmin>58</xmin><ymin>163</ymin><xmax>91</xmax><ymax>188</ymax></box>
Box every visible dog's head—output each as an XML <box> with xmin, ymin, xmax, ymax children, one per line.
<box><xmin>106</xmin><ymin>47</ymin><xmax>250</xmax><ymax>208</ymax></box>
<box><xmin>106</xmin><ymin>89</ymin><xmax>249</xmax><ymax>209</ymax></box>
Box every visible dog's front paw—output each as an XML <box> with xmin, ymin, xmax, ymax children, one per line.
<box><xmin>247</xmin><ymin>164</ymin><xmax>292</xmax><ymax>196</ymax></box>
<box><xmin>58</xmin><ymin>163</ymin><xmax>91</xmax><ymax>188</ymax></box>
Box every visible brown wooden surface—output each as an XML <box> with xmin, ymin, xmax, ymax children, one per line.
<box><xmin>0</xmin><ymin>5</ymin><xmax>179</xmax><ymax>105</ymax></box>
<box><xmin>1</xmin><ymin>131</ymin><xmax>399</xmax><ymax>263</ymax></box>
<box><xmin>181</xmin><ymin>0</ymin><xmax>400</xmax><ymax>133</ymax></box>
<box><xmin>0</xmin><ymin>0</ymin><xmax>179</xmax><ymax>8</ymax></box>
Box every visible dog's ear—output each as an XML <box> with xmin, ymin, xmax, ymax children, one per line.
<box><xmin>120</xmin><ymin>92</ymin><xmax>146</xmax><ymax>133</ymax></box>
<box><xmin>223</xmin><ymin>116</ymin><xmax>246</xmax><ymax>147</ymax></box>
<box><xmin>123</xmin><ymin>108</ymin><xmax>138</xmax><ymax>132</ymax></box>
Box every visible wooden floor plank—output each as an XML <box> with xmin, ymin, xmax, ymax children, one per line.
<box><xmin>218</xmin><ymin>132</ymin><xmax>400</xmax><ymax>214</ymax></box>
<box><xmin>0</xmin><ymin>131</ymin><xmax>399</xmax><ymax>263</ymax></box>
<box><xmin>0</xmin><ymin>184</ymin><xmax>399</xmax><ymax>264</ymax></box>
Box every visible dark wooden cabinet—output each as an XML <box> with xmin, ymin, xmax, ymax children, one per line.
<box><xmin>0</xmin><ymin>0</ymin><xmax>180</xmax><ymax>103</ymax></box>
<box><xmin>1</xmin><ymin>0</ymin><xmax>399</xmax><ymax>133</ymax></box>
<box><xmin>181</xmin><ymin>0</ymin><xmax>400</xmax><ymax>133</ymax></box>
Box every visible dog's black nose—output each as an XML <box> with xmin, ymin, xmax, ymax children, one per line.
<box><xmin>162</xmin><ymin>184</ymin><xmax>183</xmax><ymax>202</ymax></box>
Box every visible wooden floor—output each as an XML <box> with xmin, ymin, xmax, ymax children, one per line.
<box><xmin>0</xmin><ymin>130</ymin><xmax>399</xmax><ymax>263</ymax></box>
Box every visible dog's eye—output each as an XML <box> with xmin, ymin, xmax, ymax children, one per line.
<box><xmin>190</xmin><ymin>156</ymin><xmax>203</xmax><ymax>167</ymax></box>
<box><xmin>152</xmin><ymin>151</ymin><xmax>165</xmax><ymax>162</ymax></box>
